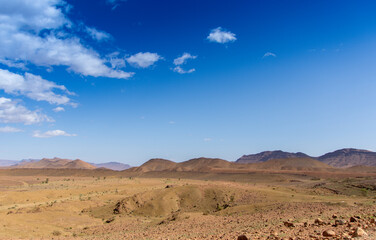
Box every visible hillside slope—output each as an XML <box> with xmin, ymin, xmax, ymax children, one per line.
<box><xmin>13</xmin><ymin>158</ymin><xmax>97</xmax><ymax>169</ymax></box>
<box><xmin>318</xmin><ymin>148</ymin><xmax>376</xmax><ymax>168</ymax></box>
<box><xmin>236</xmin><ymin>150</ymin><xmax>311</xmax><ymax>163</ymax></box>
<box><xmin>252</xmin><ymin>158</ymin><xmax>333</xmax><ymax>171</ymax></box>
<box><xmin>128</xmin><ymin>157</ymin><xmax>334</xmax><ymax>173</ymax></box>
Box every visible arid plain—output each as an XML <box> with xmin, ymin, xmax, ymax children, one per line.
<box><xmin>1</xmin><ymin>154</ymin><xmax>376</xmax><ymax>240</ymax></box>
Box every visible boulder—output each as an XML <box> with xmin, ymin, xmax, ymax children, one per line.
<box><xmin>314</xmin><ymin>218</ymin><xmax>324</xmax><ymax>225</ymax></box>
<box><xmin>335</xmin><ymin>219</ymin><xmax>345</xmax><ymax>226</ymax></box>
<box><xmin>283</xmin><ymin>221</ymin><xmax>295</xmax><ymax>227</ymax></box>
<box><xmin>323</xmin><ymin>230</ymin><xmax>336</xmax><ymax>237</ymax></box>
<box><xmin>237</xmin><ymin>235</ymin><xmax>248</xmax><ymax>240</ymax></box>
<box><xmin>352</xmin><ymin>227</ymin><xmax>367</xmax><ymax>237</ymax></box>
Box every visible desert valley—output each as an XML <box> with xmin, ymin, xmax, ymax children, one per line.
<box><xmin>1</xmin><ymin>1</ymin><xmax>375</xmax><ymax>239</ymax></box>
<box><xmin>1</xmin><ymin>149</ymin><xmax>376</xmax><ymax>239</ymax></box>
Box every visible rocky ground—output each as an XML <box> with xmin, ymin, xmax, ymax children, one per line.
<box><xmin>1</xmin><ymin>174</ymin><xmax>376</xmax><ymax>239</ymax></box>
<box><xmin>78</xmin><ymin>202</ymin><xmax>376</xmax><ymax>240</ymax></box>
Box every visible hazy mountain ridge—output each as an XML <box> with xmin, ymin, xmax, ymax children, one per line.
<box><xmin>1</xmin><ymin>158</ymin><xmax>131</xmax><ymax>171</ymax></box>
<box><xmin>0</xmin><ymin>160</ymin><xmax>19</xmax><ymax>167</ymax></box>
<box><xmin>237</xmin><ymin>148</ymin><xmax>376</xmax><ymax>168</ymax></box>
<box><xmin>92</xmin><ymin>162</ymin><xmax>131</xmax><ymax>171</ymax></box>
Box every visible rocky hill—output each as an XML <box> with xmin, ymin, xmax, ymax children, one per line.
<box><xmin>318</xmin><ymin>148</ymin><xmax>376</xmax><ymax>168</ymax></box>
<box><xmin>236</xmin><ymin>151</ymin><xmax>311</xmax><ymax>163</ymax></box>
<box><xmin>128</xmin><ymin>157</ymin><xmax>334</xmax><ymax>173</ymax></box>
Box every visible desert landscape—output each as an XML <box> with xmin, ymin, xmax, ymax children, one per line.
<box><xmin>1</xmin><ymin>149</ymin><xmax>376</xmax><ymax>239</ymax></box>
<box><xmin>1</xmin><ymin>0</ymin><xmax>375</xmax><ymax>239</ymax></box>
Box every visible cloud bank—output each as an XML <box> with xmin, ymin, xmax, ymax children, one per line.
<box><xmin>0</xmin><ymin>97</ymin><xmax>52</xmax><ymax>125</ymax></box>
<box><xmin>0</xmin><ymin>0</ymin><xmax>133</xmax><ymax>79</ymax></box>
<box><xmin>0</xmin><ymin>69</ymin><xmax>74</xmax><ymax>105</ymax></box>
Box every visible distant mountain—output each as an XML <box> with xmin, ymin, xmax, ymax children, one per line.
<box><xmin>63</xmin><ymin>159</ymin><xmax>97</xmax><ymax>169</ymax></box>
<box><xmin>129</xmin><ymin>157</ymin><xmax>232</xmax><ymax>173</ymax></box>
<box><xmin>14</xmin><ymin>157</ymin><xmax>96</xmax><ymax>169</ymax></box>
<box><xmin>92</xmin><ymin>162</ymin><xmax>131</xmax><ymax>171</ymax></box>
<box><xmin>0</xmin><ymin>159</ymin><xmax>19</xmax><ymax>167</ymax></box>
<box><xmin>128</xmin><ymin>157</ymin><xmax>334</xmax><ymax>173</ymax></box>
<box><xmin>131</xmin><ymin>158</ymin><xmax>177</xmax><ymax>172</ymax></box>
<box><xmin>236</xmin><ymin>150</ymin><xmax>311</xmax><ymax>163</ymax></box>
<box><xmin>318</xmin><ymin>148</ymin><xmax>376</xmax><ymax>168</ymax></box>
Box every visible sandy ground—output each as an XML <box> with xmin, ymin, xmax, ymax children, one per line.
<box><xmin>0</xmin><ymin>172</ymin><xmax>376</xmax><ymax>239</ymax></box>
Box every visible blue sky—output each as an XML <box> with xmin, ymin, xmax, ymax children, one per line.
<box><xmin>1</xmin><ymin>0</ymin><xmax>376</xmax><ymax>164</ymax></box>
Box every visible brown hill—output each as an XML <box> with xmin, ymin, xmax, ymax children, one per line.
<box><xmin>236</xmin><ymin>150</ymin><xmax>311</xmax><ymax>163</ymax></box>
<box><xmin>250</xmin><ymin>158</ymin><xmax>333</xmax><ymax>171</ymax></box>
<box><xmin>345</xmin><ymin>165</ymin><xmax>376</xmax><ymax>173</ymax></box>
<box><xmin>128</xmin><ymin>157</ymin><xmax>334</xmax><ymax>173</ymax></box>
<box><xmin>62</xmin><ymin>159</ymin><xmax>97</xmax><ymax>169</ymax></box>
<box><xmin>130</xmin><ymin>157</ymin><xmax>232</xmax><ymax>173</ymax></box>
<box><xmin>130</xmin><ymin>158</ymin><xmax>177</xmax><ymax>172</ymax></box>
<box><xmin>318</xmin><ymin>148</ymin><xmax>376</xmax><ymax>168</ymax></box>
<box><xmin>13</xmin><ymin>157</ymin><xmax>96</xmax><ymax>169</ymax></box>
<box><xmin>173</xmin><ymin>158</ymin><xmax>233</xmax><ymax>172</ymax></box>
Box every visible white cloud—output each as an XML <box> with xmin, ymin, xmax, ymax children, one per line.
<box><xmin>207</xmin><ymin>27</ymin><xmax>237</xmax><ymax>44</ymax></box>
<box><xmin>0</xmin><ymin>0</ymin><xmax>133</xmax><ymax>79</ymax></box>
<box><xmin>0</xmin><ymin>97</ymin><xmax>52</xmax><ymax>125</ymax></box>
<box><xmin>33</xmin><ymin>129</ymin><xmax>77</xmax><ymax>138</ymax></box>
<box><xmin>173</xmin><ymin>66</ymin><xmax>195</xmax><ymax>74</ymax></box>
<box><xmin>263</xmin><ymin>52</ymin><xmax>277</xmax><ymax>58</ymax></box>
<box><xmin>173</xmin><ymin>53</ymin><xmax>197</xmax><ymax>65</ymax></box>
<box><xmin>0</xmin><ymin>69</ymin><xmax>74</xmax><ymax>105</ymax></box>
<box><xmin>0</xmin><ymin>126</ymin><xmax>22</xmax><ymax>133</ymax></box>
<box><xmin>53</xmin><ymin>107</ymin><xmax>65</xmax><ymax>112</ymax></box>
<box><xmin>126</xmin><ymin>52</ymin><xmax>162</xmax><ymax>68</ymax></box>
<box><xmin>0</xmin><ymin>0</ymin><xmax>70</xmax><ymax>32</ymax></box>
<box><xmin>85</xmin><ymin>26</ymin><xmax>111</xmax><ymax>41</ymax></box>
<box><xmin>172</xmin><ymin>53</ymin><xmax>197</xmax><ymax>74</ymax></box>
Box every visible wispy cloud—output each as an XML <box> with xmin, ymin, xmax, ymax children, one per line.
<box><xmin>85</xmin><ymin>26</ymin><xmax>111</xmax><ymax>42</ymax></box>
<box><xmin>172</xmin><ymin>53</ymin><xmax>197</xmax><ymax>74</ymax></box>
<box><xmin>106</xmin><ymin>0</ymin><xmax>127</xmax><ymax>10</ymax></box>
<box><xmin>33</xmin><ymin>130</ymin><xmax>77</xmax><ymax>138</ymax></box>
<box><xmin>0</xmin><ymin>126</ymin><xmax>23</xmax><ymax>133</ymax></box>
<box><xmin>0</xmin><ymin>97</ymin><xmax>52</xmax><ymax>125</ymax></box>
<box><xmin>207</xmin><ymin>27</ymin><xmax>237</xmax><ymax>44</ymax></box>
<box><xmin>263</xmin><ymin>52</ymin><xmax>277</xmax><ymax>58</ymax></box>
<box><xmin>53</xmin><ymin>107</ymin><xmax>65</xmax><ymax>112</ymax></box>
<box><xmin>0</xmin><ymin>69</ymin><xmax>75</xmax><ymax>106</ymax></box>
<box><xmin>173</xmin><ymin>66</ymin><xmax>195</xmax><ymax>74</ymax></box>
<box><xmin>173</xmin><ymin>53</ymin><xmax>197</xmax><ymax>65</ymax></box>
<box><xmin>203</xmin><ymin>138</ymin><xmax>212</xmax><ymax>142</ymax></box>
<box><xmin>126</xmin><ymin>52</ymin><xmax>162</xmax><ymax>68</ymax></box>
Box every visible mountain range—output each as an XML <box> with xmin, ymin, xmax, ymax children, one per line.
<box><xmin>236</xmin><ymin>148</ymin><xmax>376</xmax><ymax>168</ymax></box>
<box><xmin>0</xmin><ymin>158</ymin><xmax>131</xmax><ymax>171</ymax></box>
<box><xmin>127</xmin><ymin>157</ymin><xmax>335</xmax><ymax>173</ymax></box>
<box><xmin>1</xmin><ymin>148</ymin><xmax>375</xmax><ymax>171</ymax></box>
